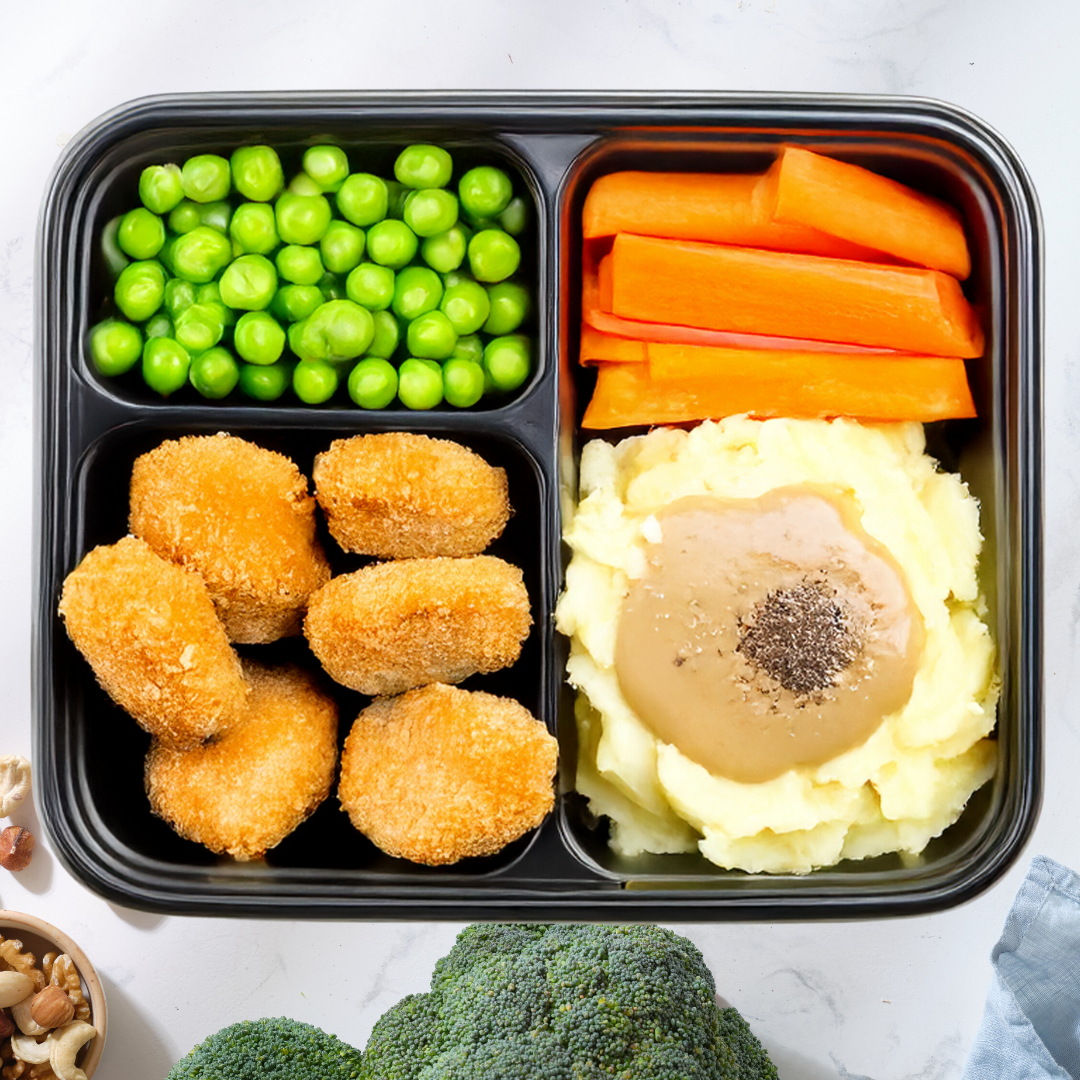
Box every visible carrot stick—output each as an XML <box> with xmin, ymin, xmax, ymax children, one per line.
<box><xmin>610</xmin><ymin>233</ymin><xmax>984</xmax><ymax>358</ymax></box>
<box><xmin>581</xmin><ymin>244</ymin><xmax>905</xmax><ymax>355</ymax></box>
<box><xmin>582</xmin><ymin>171</ymin><xmax>889</xmax><ymax>261</ymax></box>
<box><xmin>579</xmin><ymin>325</ymin><xmax>648</xmax><ymax>364</ymax></box>
<box><xmin>764</xmin><ymin>147</ymin><xmax>971</xmax><ymax>279</ymax></box>
<box><xmin>581</xmin><ymin>352</ymin><xmax>976</xmax><ymax>429</ymax></box>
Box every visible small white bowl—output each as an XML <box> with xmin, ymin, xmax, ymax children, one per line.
<box><xmin>0</xmin><ymin>910</ymin><xmax>106</xmax><ymax>1078</ymax></box>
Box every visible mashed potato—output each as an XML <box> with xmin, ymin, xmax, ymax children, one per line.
<box><xmin>555</xmin><ymin>416</ymin><xmax>998</xmax><ymax>874</ymax></box>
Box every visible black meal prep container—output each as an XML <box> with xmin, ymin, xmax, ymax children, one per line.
<box><xmin>34</xmin><ymin>92</ymin><xmax>1041</xmax><ymax>920</ymax></box>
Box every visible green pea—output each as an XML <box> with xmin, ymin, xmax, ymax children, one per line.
<box><xmin>394</xmin><ymin>144</ymin><xmax>453</xmax><ymax>189</ymax></box>
<box><xmin>366</xmin><ymin>309</ymin><xmax>400</xmax><ymax>359</ymax></box>
<box><xmin>303</xmin><ymin>145</ymin><xmax>350</xmax><ymax>192</ymax></box>
<box><xmin>89</xmin><ymin>319</ymin><xmax>142</xmax><ymax>376</ymax></box>
<box><xmin>320</xmin><ymin>221</ymin><xmax>365</xmax><ymax>274</ymax></box>
<box><xmin>100</xmin><ymin>216</ymin><xmax>130</xmax><ymax>279</ymax></box>
<box><xmin>144</xmin><ymin>312</ymin><xmax>173</xmax><ymax>340</ymax></box>
<box><xmin>138</xmin><ymin>164</ymin><xmax>184</xmax><ymax>215</ymax></box>
<box><xmin>271</xmin><ymin>284</ymin><xmax>323</xmax><ymax>323</ymax></box>
<box><xmin>230</xmin><ymin>145</ymin><xmax>284</xmax><ymax>202</ymax></box>
<box><xmin>117</xmin><ymin>208</ymin><xmax>165</xmax><ymax>260</ymax></box>
<box><xmin>442</xmin><ymin>357</ymin><xmax>485</xmax><ymax>408</ymax></box>
<box><xmin>275</xmin><ymin>191</ymin><xmax>332</xmax><ymax>245</ymax></box>
<box><xmin>299</xmin><ymin>299</ymin><xmax>374</xmax><ymax>362</ymax></box>
<box><xmin>199</xmin><ymin>201</ymin><xmax>232</xmax><ymax>234</ymax></box>
<box><xmin>287</xmin><ymin>318</ymin><xmax>316</xmax><ymax>362</ymax></box>
<box><xmin>174</xmin><ymin>302</ymin><xmax>226</xmax><ymax>354</ymax></box>
<box><xmin>385</xmin><ymin>180</ymin><xmax>410</xmax><ymax>219</ymax></box>
<box><xmin>451</xmin><ymin>333</ymin><xmax>484</xmax><ymax>364</ymax></box>
<box><xmin>392</xmin><ymin>266</ymin><xmax>443</xmax><ymax>322</ymax></box>
<box><xmin>483</xmin><ymin>280</ymin><xmax>530</xmax><ymax>335</ymax></box>
<box><xmin>319</xmin><ymin>272</ymin><xmax>346</xmax><ymax>301</ymax></box>
<box><xmin>406</xmin><ymin>310</ymin><xmax>457</xmax><ymax>360</ymax></box>
<box><xmin>181</xmin><ymin>154</ymin><xmax>231</xmax><ymax>203</ymax></box>
<box><xmin>293</xmin><ymin>359</ymin><xmax>339</xmax><ymax>404</ymax></box>
<box><xmin>366</xmin><ymin>219</ymin><xmax>418</xmax><ymax>269</ymax></box>
<box><xmin>167</xmin><ymin>200</ymin><xmax>203</xmax><ymax>235</ymax></box>
<box><xmin>397</xmin><ymin>357</ymin><xmax>444</xmax><ymax>409</ymax></box>
<box><xmin>403</xmin><ymin>189</ymin><xmax>458</xmax><ymax>238</ymax></box>
<box><xmin>142</xmin><ymin>336</ymin><xmax>190</xmax><ymax>396</ymax></box>
<box><xmin>197</xmin><ymin>282</ymin><xmax>234</xmax><ymax>324</ymax></box>
<box><xmin>234</xmin><ymin>311</ymin><xmax>286</xmax><ymax>365</ymax></box>
<box><xmin>483</xmin><ymin>334</ymin><xmax>531</xmax><ymax>392</ymax></box>
<box><xmin>499</xmin><ymin>195</ymin><xmax>529</xmax><ymax>236</ymax></box>
<box><xmin>165</xmin><ymin>278</ymin><xmax>197</xmax><ymax>319</ymax></box>
<box><xmin>170</xmin><ymin>226</ymin><xmax>233</xmax><ymax>283</ymax></box>
<box><xmin>458</xmin><ymin>166</ymin><xmax>513</xmax><ymax>220</ymax></box>
<box><xmin>440</xmin><ymin>280</ymin><xmax>491</xmax><ymax>336</ymax></box>
<box><xmin>229</xmin><ymin>203</ymin><xmax>279</xmax><ymax>255</ymax></box>
<box><xmin>348</xmin><ymin>357</ymin><xmax>398</xmax><ymax>409</ymax></box>
<box><xmin>276</xmin><ymin>245</ymin><xmax>324</xmax><ymax>286</ymax></box>
<box><xmin>288</xmin><ymin>172</ymin><xmax>323</xmax><ymax>197</ymax></box>
<box><xmin>441</xmin><ymin>268</ymin><xmax>472</xmax><ymax>289</ymax></box>
<box><xmin>337</xmin><ymin>173</ymin><xmax>389</xmax><ymax>227</ymax></box>
<box><xmin>239</xmin><ymin>359</ymin><xmax>291</xmax><ymax>401</ymax></box>
<box><xmin>219</xmin><ymin>254</ymin><xmax>278</xmax><ymax>310</ymax></box>
<box><xmin>189</xmin><ymin>346</ymin><xmax>240</xmax><ymax>399</ymax></box>
<box><xmin>421</xmin><ymin>223</ymin><xmax>470</xmax><ymax>274</ymax></box>
<box><xmin>115</xmin><ymin>260</ymin><xmax>166</xmax><ymax>322</ymax></box>
<box><xmin>468</xmin><ymin>229</ymin><xmax>521</xmax><ymax>283</ymax></box>
<box><xmin>345</xmin><ymin>262</ymin><xmax>395</xmax><ymax>311</ymax></box>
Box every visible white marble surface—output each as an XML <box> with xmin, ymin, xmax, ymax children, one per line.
<box><xmin>1</xmin><ymin>1</ymin><xmax>1076</xmax><ymax>1076</ymax></box>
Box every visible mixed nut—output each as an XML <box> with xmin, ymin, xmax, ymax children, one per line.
<box><xmin>0</xmin><ymin>758</ymin><xmax>33</xmax><ymax>873</ymax></box>
<box><xmin>0</xmin><ymin>937</ymin><xmax>96</xmax><ymax>1080</ymax></box>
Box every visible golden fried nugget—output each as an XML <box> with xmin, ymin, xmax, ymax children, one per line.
<box><xmin>312</xmin><ymin>432</ymin><xmax>511</xmax><ymax>558</ymax></box>
<box><xmin>58</xmin><ymin>537</ymin><xmax>247</xmax><ymax>749</ymax></box>
<box><xmin>145</xmin><ymin>661</ymin><xmax>338</xmax><ymax>860</ymax></box>
<box><xmin>129</xmin><ymin>433</ymin><xmax>331</xmax><ymax>643</ymax></box>
<box><xmin>338</xmin><ymin>683</ymin><xmax>557</xmax><ymax>864</ymax></box>
<box><xmin>304</xmin><ymin>556</ymin><xmax>532</xmax><ymax>695</ymax></box>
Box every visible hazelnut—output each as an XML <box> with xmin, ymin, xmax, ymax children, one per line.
<box><xmin>0</xmin><ymin>1008</ymin><xmax>13</xmax><ymax>1038</ymax></box>
<box><xmin>29</xmin><ymin>985</ymin><xmax>73</xmax><ymax>1030</ymax></box>
<box><xmin>0</xmin><ymin>826</ymin><xmax>33</xmax><ymax>871</ymax></box>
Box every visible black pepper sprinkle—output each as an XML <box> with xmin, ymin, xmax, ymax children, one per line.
<box><xmin>737</xmin><ymin>580</ymin><xmax>862</xmax><ymax>695</ymax></box>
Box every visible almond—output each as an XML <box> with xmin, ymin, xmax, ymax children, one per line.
<box><xmin>29</xmin><ymin>986</ymin><xmax>73</xmax><ymax>1030</ymax></box>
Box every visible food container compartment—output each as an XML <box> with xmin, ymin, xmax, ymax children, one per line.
<box><xmin>34</xmin><ymin>93</ymin><xmax>1040</xmax><ymax>919</ymax></box>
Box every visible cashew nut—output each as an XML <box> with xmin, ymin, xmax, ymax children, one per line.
<box><xmin>47</xmin><ymin>1020</ymin><xmax>97</xmax><ymax>1080</ymax></box>
<box><xmin>0</xmin><ymin>755</ymin><xmax>31</xmax><ymax>817</ymax></box>
<box><xmin>11</xmin><ymin>994</ymin><xmax>48</xmax><ymax>1035</ymax></box>
<box><xmin>0</xmin><ymin>970</ymin><xmax>34</xmax><ymax>1008</ymax></box>
<box><xmin>10</xmin><ymin>1032</ymin><xmax>50</xmax><ymax>1064</ymax></box>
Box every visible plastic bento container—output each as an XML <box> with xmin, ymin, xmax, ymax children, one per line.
<box><xmin>33</xmin><ymin>92</ymin><xmax>1041</xmax><ymax>919</ymax></box>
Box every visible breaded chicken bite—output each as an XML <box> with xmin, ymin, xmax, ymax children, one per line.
<box><xmin>129</xmin><ymin>433</ymin><xmax>331</xmax><ymax>644</ymax></box>
<box><xmin>312</xmin><ymin>432</ymin><xmax>511</xmax><ymax>558</ymax></box>
<box><xmin>145</xmin><ymin>660</ymin><xmax>338</xmax><ymax>860</ymax></box>
<box><xmin>304</xmin><ymin>555</ymin><xmax>532</xmax><ymax>695</ymax></box>
<box><xmin>58</xmin><ymin>536</ymin><xmax>247</xmax><ymax>748</ymax></box>
<box><xmin>338</xmin><ymin>683</ymin><xmax>557</xmax><ymax>865</ymax></box>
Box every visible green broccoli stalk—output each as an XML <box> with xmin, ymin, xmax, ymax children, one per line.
<box><xmin>166</xmin><ymin>1016</ymin><xmax>363</xmax><ymax>1079</ymax></box>
<box><xmin>360</xmin><ymin>924</ymin><xmax>777</xmax><ymax>1079</ymax></box>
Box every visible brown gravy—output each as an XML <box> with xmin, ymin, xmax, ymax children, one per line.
<box><xmin>614</xmin><ymin>487</ymin><xmax>925</xmax><ymax>783</ymax></box>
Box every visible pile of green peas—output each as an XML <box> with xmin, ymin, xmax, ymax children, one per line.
<box><xmin>89</xmin><ymin>143</ymin><xmax>533</xmax><ymax>408</ymax></box>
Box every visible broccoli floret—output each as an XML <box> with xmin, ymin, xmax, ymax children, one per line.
<box><xmin>166</xmin><ymin>1016</ymin><xmax>363</xmax><ymax>1079</ymax></box>
<box><xmin>359</xmin><ymin>923</ymin><xmax>774</xmax><ymax>1079</ymax></box>
<box><xmin>719</xmin><ymin>1006</ymin><xmax>780</xmax><ymax>1080</ymax></box>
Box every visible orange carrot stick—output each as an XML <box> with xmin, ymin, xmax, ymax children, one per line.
<box><xmin>579</xmin><ymin>325</ymin><xmax>648</xmax><ymax>364</ymax></box>
<box><xmin>764</xmin><ymin>147</ymin><xmax>971</xmax><ymax>279</ymax></box>
<box><xmin>580</xmin><ymin>351</ymin><xmax>975</xmax><ymax>429</ymax></box>
<box><xmin>581</xmin><ymin>244</ymin><xmax>905</xmax><ymax>355</ymax></box>
<box><xmin>582</xmin><ymin>171</ymin><xmax>889</xmax><ymax>261</ymax></box>
<box><xmin>610</xmin><ymin>233</ymin><xmax>984</xmax><ymax>358</ymax></box>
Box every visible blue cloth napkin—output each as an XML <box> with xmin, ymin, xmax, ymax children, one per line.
<box><xmin>963</xmin><ymin>857</ymin><xmax>1080</xmax><ymax>1079</ymax></box>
